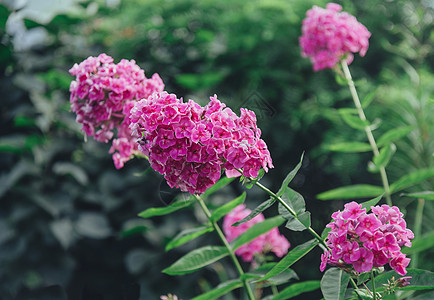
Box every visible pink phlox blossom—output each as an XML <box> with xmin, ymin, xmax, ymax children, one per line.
<box><xmin>129</xmin><ymin>92</ymin><xmax>273</xmax><ymax>194</ymax></box>
<box><xmin>320</xmin><ymin>201</ymin><xmax>413</xmax><ymax>275</ymax></box>
<box><xmin>299</xmin><ymin>3</ymin><xmax>371</xmax><ymax>71</ymax></box>
<box><xmin>223</xmin><ymin>204</ymin><xmax>289</xmax><ymax>262</ymax></box>
<box><xmin>69</xmin><ymin>53</ymin><xmax>164</xmax><ymax>168</ymax></box>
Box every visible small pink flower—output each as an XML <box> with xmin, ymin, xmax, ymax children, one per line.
<box><xmin>342</xmin><ymin>241</ymin><xmax>361</xmax><ymax>263</ymax></box>
<box><xmin>390</xmin><ymin>253</ymin><xmax>411</xmax><ymax>276</ymax></box>
<box><xmin>353</xmin><ymin>247</ymin><xmax>373</xmax><ymax>273</ymax></box>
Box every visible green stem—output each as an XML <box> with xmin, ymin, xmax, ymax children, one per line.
<box><xmin>271</xmin><ymin>285</ymin><xmax>279</xmax><ymax>296</ymax></box>
<box><xmin>371</xmin><ymin>270</ymin><xmax>377</xmax><ymax>300</ymax></box>
<box><xmin>412</xmin><ymin>198</ymin><xmax>425</xmax><ymax>268</ymax></box>
<box><xmin>340</xmin><ymin>61</ymin><xmax>393</xmax><ymax>207</ymax></box>
<box><xmin>193</xmin><ymin>194</ymin><xmax>256</xmax><ymax>300</ymax></box>
<box><xmin>254</xmin><ymin>181</ymin><xmax>328</xmax><ymax>250</ymax></box>
<box><xmin>350</xmin><ymin>278</ymin><xmax>364</xmax><ymax>300</ymax></box>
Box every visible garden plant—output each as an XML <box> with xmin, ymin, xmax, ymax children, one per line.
<box><xmin>66</xmin><ymin>2</ymin><xmax>434</xmax><ymax>300</ymax></box>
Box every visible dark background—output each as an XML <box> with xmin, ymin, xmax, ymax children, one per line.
<box><xmin>1</xmin><ymin>0</ymin><xmax>433</xmax><ymax>299</ymax></box>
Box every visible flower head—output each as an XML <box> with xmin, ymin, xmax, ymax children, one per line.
<box><xmin>129</xmin><ymin>92</ymin><xmax>273</xmax><ymax>194</ymax></box>
<box><xmin>299</xmin><ymin>3</ymin><xmax>371</xmax><ymax>71</ymax></box>
<box><xmin>321</xmin><ymin>201</ymin><xmax>413</xmax><ymax>275</ymax></box>
<box><xmin>223</xmin><ymin>204</ymin><xmax>290</xmax><ymax>262</ymax></box>
<box><xmin>69</xmin><ymin>53</ymin><xmax>164</xmax><ymax>168</ymax></box>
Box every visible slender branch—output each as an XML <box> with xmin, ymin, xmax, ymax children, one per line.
<box><xmin>193</xmin><ymin>194</ymin><xmax>256</xmax><ymax>300</ymax></box>
<box><xmin>340</xmin><ymin>61</ymin><xmax>393</xmax><ymax>206</ymax></box>
<box><xmin>253</xmin><ymin>181</ymin><xmax>328</xmax><ymax>250</ymax></box>
<box><xmin>371</xmin><ymin>270</ymin><xmax>377</xmax><ymax>300</ymax></box>
<box><xmin>349</xmin><ymin>277</ymin><xmax>364</xmax><ymax>300</ymax></box>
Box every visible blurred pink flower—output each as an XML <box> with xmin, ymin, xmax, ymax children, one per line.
<box><xmin>299</xmin><ymin>3</ymin><xmax>371</xmax><ymax>71</ymax></box>
<box><xmin>223</xmin><ymin>204</ymin><xmax>290</xmax><ymax>262</ymax></box>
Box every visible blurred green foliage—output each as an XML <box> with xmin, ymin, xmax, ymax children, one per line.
<box><xmin>0</xmin><ymin>0</ymin><xmax>433</xmax><ymax>299</ymax></box>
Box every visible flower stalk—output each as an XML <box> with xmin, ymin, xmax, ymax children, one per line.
<box><xmin>193</xmin><ymin>194</ymin><xmax>256</xmax><ymax>300</ymax></box>
<box><xmin>341</xmin><ymin>61</ymin><xmax>393</xmax><ymax>206</ymax></box>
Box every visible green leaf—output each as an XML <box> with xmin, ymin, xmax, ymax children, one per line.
<box><xmin>327</xmin><ymin>142</ymin><xmax>372</xmax><ymax>153</ymax></box>
<box><xmin>402</xmin><ymin>231</ymin><xmax>434</xmax><ymax>255</ymax></box>
<box><xmin>338</xmin><ymin>109</ymin><xmax>370</xmax><ymax>130</ymax></box>
<box><xmin>231</xmin><ymin>216</ymin><xmax>285</xmax><ymax>251</ymax></box>
<box><xmin>278</xmin><ymin>188</ymin><xmax>306</xmax><ymax>217</ymax></box>
<box><xmin>321</xmin><ymin>227</ymin><xmax>331</xmax><ymax>239</ymax></box>
<box><xmin>317</xmin><ymin>185</ymin><xmax>384</xmax><ymax>200</ymax></box>
<box><xmin>357</xmin><ymin>272</ymin><xmax>371</xmax><ymax>286</ymax></box>
<box><xmin>373</xmin><ymin>143</ymin><xmax>396</xmax><ymax>169</ymax></box>
<box><xmin>277</xmin><ymin>152</ymin><xmax>304</xmax><ymax>197</ymax></box>
<box><xmin>402</xmin><ymin>191</ymin><xmax>434</xmax><ymax>200</ymax></box>
<box><xmin>272</xmin><ymin>280</ymin><xmax>320</xmax><ymax>300</ymax></box>
<box><xmin>258</xmin><ymin>239</ymin><xmax>318</xmax><ymax>282</ymax></box>
<box><xmin>321</xmin><ymin>267</ymin><xmax>350</xmax><ymax>300</ymax></box>
<box><xmin>361</xmin><ymin>88</ymin><xmax>378</xmax><ymax>108</ymax></box>
<box><xmin>284</xmin><ymin>211</ymin><xmax>311</xmax><ymax>232</ymax></box>
<box><xmin>210</xmin><ymin>192</ymin><xmax>246</xmax><ymax>222</ymax></box>
<box><xmin>232</xmin><ymin>198</ymin><xmax>276</xmax><ymax>227</ymax></box>
<box><xmin>138</xmin><ymin>197</ymin><xmax>195</xmax><ymax>218</ymax></box>
<box><xmin>165</xmin><ymin>225</ymin><xmax>214</xmax><ymax>251</ymax></box>
<box><xmin>367</xmin><ymin>269</ymin><xmax>434</xmax><ymax>291</ymax></box>
<box><xmin>191</xmin><ymin>279</ymin><xmax>243</xmax><ymax>300</ymax></box>
<box><xmin>202</xmin><ymin>176</ymin><xmax>235</xmax><ymax>197</ymax></box>
<box><xmin>360</xmin><ymin>194</ymin><xmax>383</xmax><ymax>212</ymax></box>
<box><xmin>162</xmin><ymin>246</ymin><xmax>228</xmax><ymax>275</ymax></box>
<box><xmin>377</xmin><ymin>126</ymin><xmax>414</xmax><ymax>147</ymax></box>
<box><xmin>390</xmin><ymin>168</ymin><xmax>434</xmax><ymax>193</ymax></box>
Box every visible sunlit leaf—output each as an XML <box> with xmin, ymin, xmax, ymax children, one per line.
<box><xmin>203</xmin><ymin>176</ymin><xmax>235</xmax><ymax>197</ymax></box>
<box><xmin>317</xmin><ymin>185</ymin><xmax>384</xmax><ymax>200</ymax></box>
<box><xmin>162</xmin><ymin>246</ymin><xmax>228</xmax><ymax>275</ymax></box>
<box><xmin>402</xmin><ymin>191</ymin><xmax>434</xmax><ymax>201</ymax></box>
<box><xmin>284</xmin><ymin>211</ymin><xmax>311</xmax><ymax>232</ymax></box>
<box><xmin>390</xmin><ymin>169</ymin><xmax>434</xmax><ymax>193</ymax></box>
<box><xmin>377</xmin><ymin>126</ymin><xmax>414</xmax><ymax>147</ymax></box>
<box><xmin>373</xmin><ymin>143</ymin><xmax>396</xmax><ymax>169</ymax></box>
<box><xmin>327</xmin><ymin>142</ymin><xmax>371</xmax><ymax>153</ymax></box>
<box><xmin>360</xmin><ymin>194</ymin><xmax>383</xmax><ymax>212</ymax></box>
<box><xmin>338</xmin><ymin>109</ymin><xmax>369</xmax><ymax>130</ymax></box>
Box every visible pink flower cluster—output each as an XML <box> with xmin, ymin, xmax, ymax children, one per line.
<box><xmin>223</xmin><ymin>204</ymin><xmax>290</xmax><ymax>262</ymax></box>
<box><xmin>320</xmin><ymin>202</ymin><xmax>414</xmax><ymax>275</ymax></box>
<box><xmin>129</xmin><ymin>92</ymin><xmax>273</xmax><ymax>194</ymax></box>
<box><xmin>299</xmin><ymin>3</ymin><xmax>371</xmax><ymax>71</ymax></box>
<box><xmin>69</xmin><ymin>53</ymin><xmax>164</xmax><ymax>168</ymax></box>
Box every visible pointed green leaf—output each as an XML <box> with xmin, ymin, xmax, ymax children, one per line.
<box><xmin>162</xmin><ymin>246</ymin><xmax>228</xmax><ymax>275</ymax></box>
<box><xmin>321</xmin><ymin>227</ymin><xmax>331</xmax><ymax>239</ymax></box>
<box><xmin>390</xmin><ymin>168</ymin><xmax>434</xmax><ymax>193</ymax></box>
<box><xmin>285</xmin><ymin>211</ymin><xmax>311</xmax><ymax>232</ymax></box>
<box><xmin>258</xmin><ymin>239</ymin><xmax>318</xmax><ymax>282</ymax></box>
<box><xmin>138</xmin><ymin>197</ymin><xmax>195</xmax><ymax>218</ymax></box>
<box><xmin>402</xmin><ymin>191</ymin><xmax>434</xmax><ymax>200</ymax></box>
<box><xmin>231</xmin><ymin>216</ymin><xmax>285</xmax><ymax>251</ymax></box>
<box><xmin>210</xmin><ymin>192</ymin><xmax>246</xmax><ymax>222</ymax></box>
<box><xmin>360</xmin><ymin>194</ymin><xmax>383</xmax><ymax>212</ymax></box>
<box><xmin>377</xmin><ymin>126</ymin><xmax>414</xmax><ymax>147</ymax></box>
<box><xmin>232</xmin><ymin>198</ymin><xmax>276</xmax><ymax>227</ymax></box>
<box><xmin>191</xmin><ymin>279</ymin><xmax>243</xmax><ymax>300</ymax></box>
<box><xmin>373</xmin><ymin>143</ymin><xmax>396</xmax><ymax>169</ymax></box>
<box><xmin>402</xmin><ymin>231</ymin><xmax>434</xmax><ymax>255</ymax></box>
<box><xmin>317</xmin><ymin>185</ymin><xmax>384</xmax><ymax>200</ymax></box>
<box><xmin>321</xmin><ymin>267</ymin><xmax>350</xmax><ymax>300</ymax></box>
<box><xmin>278</xmin><ymin>188</ymin><xmax>306</xmax><ymax>217</ymax></box>
<box><xmin>165</xmin><ymin>225</ymin><xmax>214</xmax><ymax>251</ymax></box>
<box><xmin>367</xmin><ymin>269</ymin><xmax>434</xmax><ymax>291</ymax></box>
<box><xmin>327</xmin><ymin>142</ymin><xmax>372</xmax><ymax>153</ymax></box>
<box><xmin>272</xmin><ymin>280</ymin><xmax>320</xmax><ymax>300</ymax></box>
<box><xmin>277</xmin><ymin>152</ymin><xmax>304</xmax><ymax>197</ymax></box>
<box><xmin>338</xmin><ymin>109</ymin><xmax>370</xmax><ymax>130</ymax></box>
<box><xmin>202</xmin><ymin>176</ymin><xmax>235</xmax><ymax>197</ymax></box>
